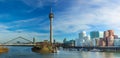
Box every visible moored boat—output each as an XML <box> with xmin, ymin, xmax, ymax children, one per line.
<box><xmin>90</xmin><ymin>49</ymin><xmax>101</xmax><ymax>52</ymax></box>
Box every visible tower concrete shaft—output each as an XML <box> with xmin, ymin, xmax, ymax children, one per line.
<box><xmin>49</xmin><ymin>8</ymin><xmax>54</xmax><ymax>44</ymax></box>
<box><xmin>50</xmin><ymin>18</ymin><xmax>53</xmax><ymax>43</ymax></box>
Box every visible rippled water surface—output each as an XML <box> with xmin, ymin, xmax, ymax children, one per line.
<box><xmin>0</xmin><ymin>46</ymin><xmax>120</xmax><ymax>58</ymax></box>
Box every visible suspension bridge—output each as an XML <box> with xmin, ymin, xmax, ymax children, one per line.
<box><xmin>0</xmin><ymin>36</ymin><xmax>36</xmax><ymax>46</ymax></box>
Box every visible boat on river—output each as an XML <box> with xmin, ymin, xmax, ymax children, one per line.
<box><xmin>90</xmin><ymin>49</ymin><xmax>101</xmax><ymax>52</ymax></box>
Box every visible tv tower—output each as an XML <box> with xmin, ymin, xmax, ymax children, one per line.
<box><xmin>49</xmin><ymin>8</ymin><xmax>54</xmax><ymax>43</ymax></box>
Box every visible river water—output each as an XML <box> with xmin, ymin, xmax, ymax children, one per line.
<box><xmin>0</xmin><ymin>46</ymin><xmax>120</xmax><ymax>58</ymax></box>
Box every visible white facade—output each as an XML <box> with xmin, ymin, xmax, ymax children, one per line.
<box><xmin>99</xmin><ymin>32</ymin><xmax>104</xmax><ymax>38</ymax></box>
<box><xmin>91</xmin><ymin>38</ymin><xmax>100</xmax><ymax>46</ymax></box>
<box><xmin>83</xmin><ymin>35</ymin><xmax>91</xmax><ymax>46</ymax></box>
<box><xmin>79</xmin><ymin>31</ymin><xmax>86</xmax><ymax>39</ymax></box>
<box><xmin>84</xmin><ymin>35</ymin><xmax>90</xmax><ymax>41</ymax></box>
<box><xmin>75</xmin><ymin>38</ymin><xmax>85</xmax><ymax>46</ymax></box>
<box><xmin>76</xmin><ymin>31</ymin><xmax>93</xmax><ymax>46</ymax></box>
<box><xmin>76</xmin><ymin>32</ymin><xmax>92</xmax><ymax>46</ymax></box>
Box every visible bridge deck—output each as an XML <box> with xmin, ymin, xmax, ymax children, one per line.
<box><xmin>0</xmin><ymin>44</ymin><xmax>35</xmax><ymax>46</ymax></box>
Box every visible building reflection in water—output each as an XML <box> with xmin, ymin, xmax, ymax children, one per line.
<box><xmin>80</xmin><ymin>52</ymin><xmax>114</xmax><ymax>58</ymax></box>
<box><xmin>102</xmin><ymin>52</ymin><xmax>114</xmax><ymax>58</ymax></box>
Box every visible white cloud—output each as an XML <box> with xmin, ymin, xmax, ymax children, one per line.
<box><xmin>53</xmin><ymin>0</ymin><xmax>120</xmax><ymax>36</ymax></box>
<box><xmin>22</xmin><ymin>0</ymin><xmax>43</xmax><ymax>8</ymax></box>
<box><xmin>6</xmin><ymin>16</ymin><xmax>47</xmax><ymax>29</ymax></box>
<box><xmin>22</xmin><ymin>0</ymin><xmax>58</xmax><ymax>8</ymax></box>
<box><xmin>0</xmin><ymin>24</ymin><xmax>9</xmax><ymax>29</ymax></box>
<box><xmin>0</xmin><ymin>21</ymin><xmax>50</xmax><ymax>43</ymax></box>
<box><xmin>1</xmin><ymin>0</ymin><xmax>120</xmax><ymax>42</ymax></box>
<box><xmin>11</xmin><ymin>17</ymin><xmax>41</xmax><ymax>24</ymax></box>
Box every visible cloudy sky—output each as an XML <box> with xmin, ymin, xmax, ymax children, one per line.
<box><xmin>0</xmin><ymin>0</ymin><xmax>119</xmax><ymax>43</ymax></box>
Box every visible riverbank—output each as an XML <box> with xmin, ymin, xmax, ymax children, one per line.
<box><xmin>0</xmin><ymin>46</ymin><xmax>8</xmax><ymax>53</ymax></box>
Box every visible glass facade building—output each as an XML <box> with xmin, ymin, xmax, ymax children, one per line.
<box><xmin>90</xmin><ymin>31</ymin><xmax>103</xmax><ymax>39</ymax></box>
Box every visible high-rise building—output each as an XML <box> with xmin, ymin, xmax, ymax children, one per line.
<box><xmin>104</xmin><ymin>30</ymin><xmax>115</xmax><ymax>46</ymax></box>
<box><xmin>75</xmin><ymin>38</ymin><xmax>85</xmax><ymax>46</ymax></box>
<box><xmin>79</xmin><ymin>31</ymin><xmax>86</xmax><ymax>39</ymax></box>
<box><xmin>107</xmin><ymin>30</ymin><xmax>114</xmax><ymax>46</ymax></box>
<box><xmin>99</xmin><ymin>38</ymin><xmax>106</xmax><ymax>47</ymax></box>
<box><xmin>104</xmin><ymin>31</ymin><xmax>109</xmax><ymax>38</ymax></box>
<box><xmin>103</xmin><ymin>31</ymin><xmax>109</xmax><ymax>46</ymax></box>
<box><xmin>107</xmin><ymin>36</ymin><xmax>114</xmax><ymax>46</ymax></box>
<box><xmin>108</xmin><ymin>30</ymin><xmax>114</xmax><ymax>36</ymax></box>
<box><xmin>90</xmin><ymin>31</ymin><xmax>103</xmax><ymax>39</ymax></box>
<box><xmin>76</xmin><ymin>31</ymin><xmax>91</xmax><ymax>46</ymax></box>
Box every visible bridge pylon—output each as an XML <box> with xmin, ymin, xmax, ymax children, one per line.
<box><xmin>33</xmin><ymin>37</ymin><xmax>36</xmax><ymax>44</ymax></box>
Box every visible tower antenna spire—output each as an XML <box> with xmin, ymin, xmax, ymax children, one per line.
<box><xmin>50</xmin><ymin>7</ymin><xmax>52</xmax><ymax>13</ymax></box>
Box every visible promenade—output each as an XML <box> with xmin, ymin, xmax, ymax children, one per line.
<box><xmin>63</xmin><ymin>46</ymin><xmax>120</xmax><ymax>51</ymax></box>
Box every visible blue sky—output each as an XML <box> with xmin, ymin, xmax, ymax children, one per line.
<box><xmin>0</xmin><ymin>0</ymin><xmax>120</xmax><ymax>43</ymax></box>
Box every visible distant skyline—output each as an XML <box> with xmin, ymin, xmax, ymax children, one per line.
<box><xmin>0</xmin><ymin>0</ymin><xmax>120</xmax><ymax>43</ymax></box>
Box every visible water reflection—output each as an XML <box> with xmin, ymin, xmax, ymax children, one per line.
<box><xmin>80</xmin><ymin>52</ymin><xmax>115</xmax><ymax>58</ymax></box>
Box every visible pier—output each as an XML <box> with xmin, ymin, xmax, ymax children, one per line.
<box><xmin>63</xmin><ymin>46</ymin><xmax>120</xmax><ymax>51</ymax></box>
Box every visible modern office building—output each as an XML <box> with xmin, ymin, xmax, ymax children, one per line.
<box><xmin>75</xmin><ymin>38</ymin><xmax>85</xmax><ymax>46</ymax></box>
<box><xmin>107</xmin><ymin>30</ymin><xmax>115</xmax><ymax>46</ymax></box>
<box><xmin>99</xmin><ymin>38</ymin><xmax>106</xmax><ymax>47</ymax></box>
<box><xmin>91</xmin><ymin>38</ymin><xmax>98</xmax><ymax>46</ymax></box>
<box><xmin>76</xmin><ymin>31</ymin><xmax>92</xmax><ymax>46</ymax></box>
<box><xmin>114</xmin><ymin>39</ymin><xmax>120</xmax><ymax>46</ymax></box>
<box><xmin>107</xmin><ymin>35</ymin><xmax>114</xmax><ymax>46</ymax></box>
<box><xmin>103</xmin><ymin>31</ymin><xmax>109</xmax><ymax>46</ymax></box>
<box><xmin>63</xmin><ymin>39</ymin><xmax>75</xmax><ymax>47</ymax></box>
<box><xmin>104</xmin><ymin>30</ymin><xmax>115</xmax><ymax>46</ymax></box>
<box><xmin>91</xmin><ymin>38</ymin><xmax>106</xmax><ymax>47</ymax></box>
<box><xmin>90</xmin><ymin>31</ymin><xmax>103</xmax><ymax>39</ymax></box>
<box><xmin>104</xmin><ymin>31</ymin><xmax>109</xmax><ymax>38</ymax></box>
<box><xmin>79</xmin><ymin>31</ymin><xmax>86</xmax><ymax>39</ymax></box>
<box><xmin>108</xmin><ymin>30</ymin><xmax>114</xmax><ymax>36</ymax></box>
<box><xmin>83</xmin><ymin>35</ymin><xmax>92</xmax><ymax>46</ymax></box>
